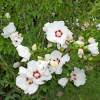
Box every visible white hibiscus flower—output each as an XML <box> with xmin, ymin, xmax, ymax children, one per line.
<box><xmin>45</xmin><ymin>50</ymin><xmax>70</xmax><ymax>74</ymax></box>
<box><xmin>16</xmin><ymin>67</ymin><xmax>39</xmax><ymax>95</ymax></box>
<box><xmin>16</xmin><ymin>45</ymin><xmax>31</xmax><ymax>62</ymax></box>
<box><xmin>58</xmin><ymin>77</ymin><xmax>68</xmax><ymax>88</ymax></box>
<box><xmin>87</xmin><ymin>42</ymin><xmax>99</xmax><ymax>56</ymax></box>
<box><xmin>27</xmin><ymin>60</ymin><xmax>52</xmax><ymax>84</ymax></box>
<box><xmin>1</xmin><ymin>22</ymin><xmax>16</xmax><ymax>38</ymax></box>
<box><xmin>70</xmin><ymin>67</ymin><xmax>86</xmax><ymax>87</ymax></box>
<box><xmin>16</xmin><ymin>60</ymin><xmax>52</xmax><ymax>94</ymax></box>
<box><xmin>43</xmin><ymin>21</ymin><xmax>73</xmax><ymax>45</ymax></box>
<box><xmin>10</xmin><ymin>32</ymin><xmax>23</xmax><ymax>47</ymax></box>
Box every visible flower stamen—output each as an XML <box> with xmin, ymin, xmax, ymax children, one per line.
<box><xmin>33</xmin><ymin>70</ymin><xmax>41</xmax><ymax>79</ymax></box>
<box><xmin>49</xmin><ymin>58</ymin><xmax>60</xmax><ymax>67</ymax></box>
<box><xmin>55</xmin><ymin>30</ymin><xmax>63</xmax><ymax>37</ymax></box>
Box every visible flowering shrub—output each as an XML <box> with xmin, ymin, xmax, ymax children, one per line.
<box><xmin>1</xmin><ymin>20</ymin><xmax>99</xmax><ymax>95</ymax></box>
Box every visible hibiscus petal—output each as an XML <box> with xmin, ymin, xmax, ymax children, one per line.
<box><xmin>55</xmin><ymin>67</ymin><xmax>62</xmax><ymax>74</ymax></box>
<box><xmin>16</xmin><ymin>75</ymin><xmax>27</xmax><ymax>91</ymax></box>
<box><xmin>18</xmin><ymin>66</ymin><xmax>27</xmax><ymax>75</ymax></box>
<box><xmin>27</xmin><ymin>60</ymin><xmax>37</xmax><ymax>70</ymax></box>
<box><xmin>25</xmin><ymin>83</ymin><xmax>39</xmax><ymax>95</ymax></box>
<box><xmin>2</xmin><ymin>22</ymin><xmax>16</xmax><ymax>38</ymax></box>
<box><xmin>61</xmin><ymin>54</ymin><xmax>70</xmax><ymax>64</ymax></box>
<box><xmin>50</xmin><ymin>50</ymin><xmax>62</xmax><ymax>59</ymax></box>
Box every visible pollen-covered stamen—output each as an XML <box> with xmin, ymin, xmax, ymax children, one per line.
<box><xmin>55</xmin><ymin>30</ymin><xmax>63</xmax><ymax>37</ymax></box>
<box><xmin>33</xmin><ymin>70</ymin><xmax>41</xmax><ymax>79</ymax></box>
<box><xmin>49</xmin><ymin>58</ymin><xmax>60</xmax><ymax>67</ymax></box>
<box><xmin>26</xmin><ymin>77</ymin><xmax>33</xmax><ymax>85</ymax></box>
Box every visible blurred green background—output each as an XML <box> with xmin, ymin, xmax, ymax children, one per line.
<box><xmin>0</xmin><ymin>0</ymin><xmax>100</xmax><ymax>100</ymax></box>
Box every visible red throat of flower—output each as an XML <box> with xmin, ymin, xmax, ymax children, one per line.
<box><xmin>73</xmin><ymin>73</ymin><xmax>77</xmax><ymax>80</ymax></box>
<box><xmin>33</xmin><ymin>70</ymin><xmax>41</xmax><ymax>79</ymax></box>
<box><xmin>55</xmin><ymin>30</ymin><xmax>63</xmax><ymax>37</ymax></box>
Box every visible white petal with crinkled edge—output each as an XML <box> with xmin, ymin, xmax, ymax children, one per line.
<box><xmin>74</xmin><ymin>78</ymin><xmax>86</xmax><ymax>87</ymax></box>
<box><xmin>1</xmin><ymin>22</ymin><xmax>16</xmax><ymax>38</ymax></box>
<box><xmin>43</xmin><ymin>21</ymin><xmax>65</xmax><ymax>32</ymax></box>
<box><xmin>24</xmin><ymin>83</ymin><xmax>39</xmax><ymax>95</ymax></box>
<box><xmin>55</xmin><ymin>67</ymin><xmax>62</xmax><ymax>74</ymax></box>
<box><xmin>50</xmin><ymin>50</ymin><xmax>62</xmax><ymax>59</ymax></box>
<box><xmin>27</xmin><ymin>60</ymin><xmax>37</xmax><ymax>70</ymax></box>
<box><xmin>37</xmin><ymin>60</ymin><xmax>48</xmax><ymax>71</ymax></box>
<box><xmin>16</xmin><ymin>75</ymin><xmax>28</xmax><ymax>92</ymax></box>
<box><xmin>10</xmin><ymin>32</ymin><xmax>23</xmax><ymax>47</ymax></box>
<box><xmin>43</xmin><ymin>22</ymin><xmax>50</xmax><ymax>32</ymax></box>
<box><xmin>58</xmin><ymin>77</ymin><xmax>68</xmax><ymax>88</ymax></box>
<box><xmin>16</xmin><ymin>45</ymin><xmax>31</xmax><ymax>61</ymax></box>
<box><xmin>60</xmin><ymin>54</ymin><xmax>70</xmax><ymax>64</ymax></box>
<box><xmin>33</xmin><ymin>78</ymin><xmax>45</xmax><ymax>85</ymax></box>
<box><xmin>87</xmin><ymin>43</ymin><xmax>99</xmax><ymax>56</ymax></box>
<box><xmin>18</xmin><ymin>66</ymin><xmax>27</xmax><ymax>75</ymax></box>
<box><xmin>48</xmin><ymin>65</ymin><xmax>62</xmax><ymax>74</ymax></box>
<box><xmin>42</xmin><ymin>68</ymin><xmax>52</xmax><ymax>81</ymax></box>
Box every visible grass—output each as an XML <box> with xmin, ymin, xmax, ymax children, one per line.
<box><xmin>0</xmin><ymin>0</ymin><xmax>100</xmax><ymax>100</ymax></box>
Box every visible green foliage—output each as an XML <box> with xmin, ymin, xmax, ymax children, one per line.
<box><xmin>0</xmin><ymin>0</ymin><xmax>100</xmax><ymax>100</ymax></box>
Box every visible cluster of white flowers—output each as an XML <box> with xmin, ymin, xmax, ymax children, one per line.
<box><xmin>75</xmin><ymin>36</ymin><xmax>99</xmax><ymax>58</ymax></box>
<box><xmin>16</xmin><ymin>60</ymin><xmax>52</xmax><ymax>94</ymax></box>
<box><xmin>1</xmin><ymin>22</ymin><xmax>31</xmax><ymax>62</ymax></box>
<box><xmin>1</xmin><ymin>20</ymin><xmax>99</xmax><ymax>95</ymax></box>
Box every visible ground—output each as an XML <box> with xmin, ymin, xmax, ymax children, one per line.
<box><xmin>0</xmin><ymin>0</ymin><xmax>100</xmax><ymax>100</ymax></box>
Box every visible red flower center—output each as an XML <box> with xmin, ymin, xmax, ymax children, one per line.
<box><xmin>33</xmin><ymin>70</ymin><xmax>41</xmax><ymax>79</ymax></box>
<box><xmin>73</xmin><ymin>73</ymin><xmax>76</xmax><ymax>76</ymax></box>
<box><xmin>55</xmin><ymin>30</ymin><xmax>63</xmax><ymax>37</ymax></box>
<box><xmin>73</xmin><ymin>73</ymin><xmax>77</xmax><ymax>80</ymax></box>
